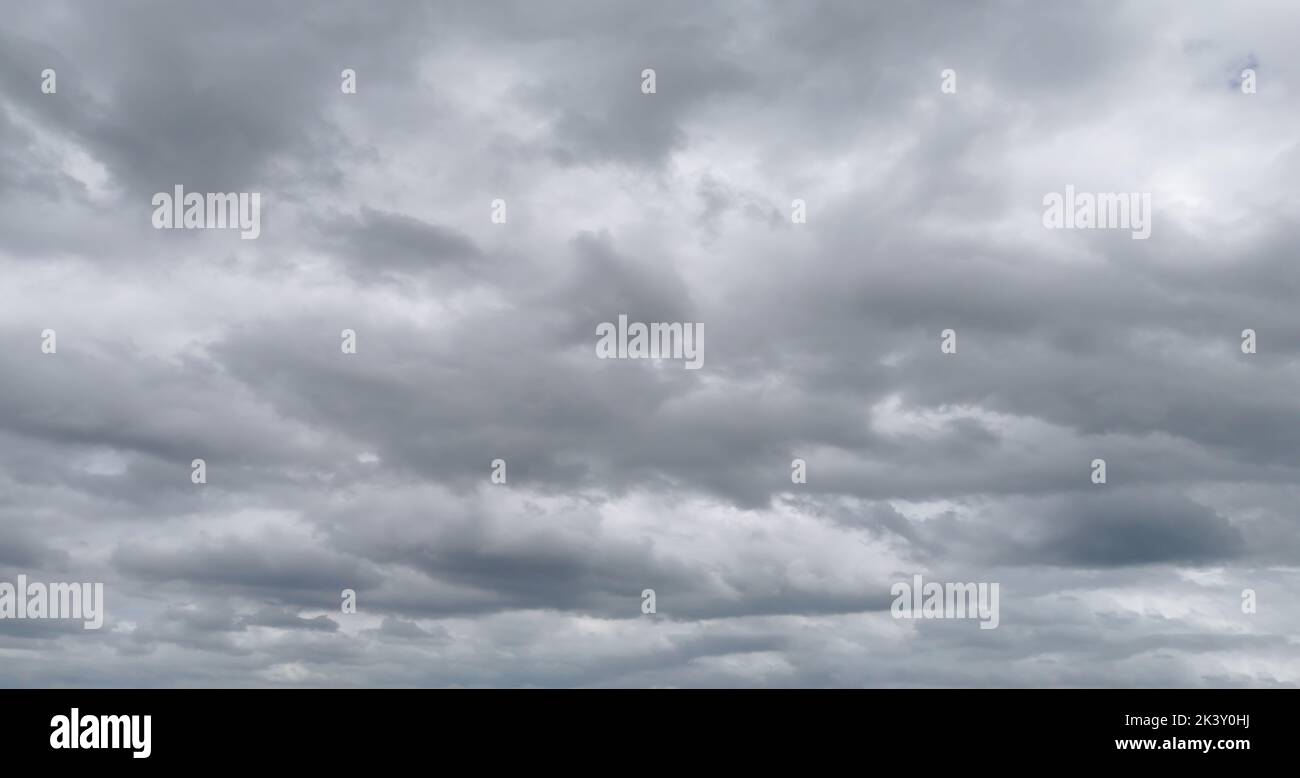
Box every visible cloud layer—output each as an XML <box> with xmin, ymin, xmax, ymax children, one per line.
<box><xmin>1</xmin><ymin>0</ymin><xmax>1297</xmax><ymax>687</ymax></box>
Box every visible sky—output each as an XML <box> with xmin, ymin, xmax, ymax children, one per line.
<box><xmin>0</xmin><ymin>0</ymin><xmax>1297</xmax><ymax>687</ymax></box>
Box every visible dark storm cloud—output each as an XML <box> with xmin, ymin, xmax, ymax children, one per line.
<box><xmin>243</xmin><ymin>607</ymin><xmax>340</xmax><ymax>633</ymax></box>
<box><xmin>0</xmin><ymin>1</ymin><xmax>442</xmax><ymax>198</ymax></box>
<box><xmin>317</xmin><ymin>207</ymin><xmax>482</xmax><ymax>282</ymax></box>
<box><xmin>0</xmin><ymin>528</ymin><xmax>67</xmax><ymax>568</ymax></box>
<box><xmin>374</xmin><ymin>616</ymin><xmax>444</xmax><ymax>641</ymax></box>
<box><xmin>905</xmin><ymin>489</ymin><xmax>1247</xmax><ymax>568</ymax></box>
<box><xmin>112</xmin><ymin>537</ymin><xmax>381</xmax><ymax>606</ymax></box>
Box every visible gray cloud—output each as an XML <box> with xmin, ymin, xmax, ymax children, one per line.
<box><xmin>0</xmin><ymin>0</ymin><xmax>1297</xmax><ymax>688</ymax></box>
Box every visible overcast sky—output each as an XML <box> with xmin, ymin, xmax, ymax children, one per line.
<box><xmin>1</xmin><ymin>0</ymin><xmax>1298</xmax><ymax>687</ymax></box>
